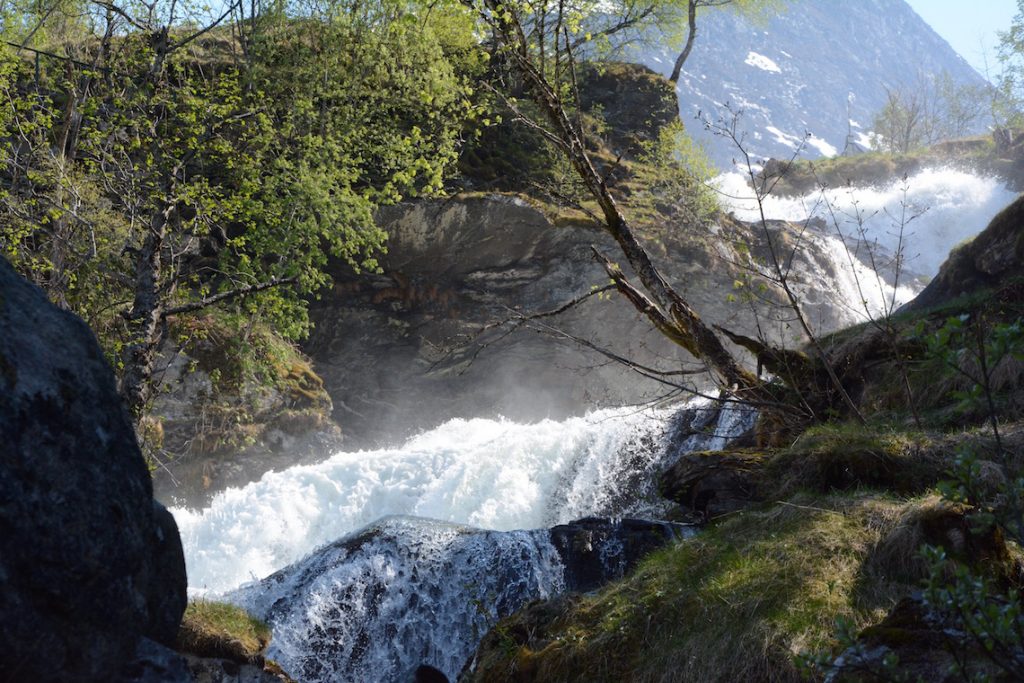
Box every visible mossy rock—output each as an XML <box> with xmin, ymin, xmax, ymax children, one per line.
<box><xmin>907</xmin><ymin>194</ymin><xmax>1024</xmax><ymax>312</ymax></box>
<box><xmin>768</xmin><ymin>424</ymin><xmax>941</xmax><ymax>496</ymax></box>
<box><xmin>176</xmin><ymin>600</ymin><xmax>271</xmax><ymax>665</ymax></box>
<box><xmin>658</xmin><ymin>449</ymin><xmax>769</xmax><ymax>519</ymax></box>
<box><xmin>156</xmin><ymin>310</ymin><xmax>334</xmax><ymax>459</ymax></box>
<box><xmin>463</xmin><ymin>493</ymin><xmax>922</xmax><ymax>683</ymax></box>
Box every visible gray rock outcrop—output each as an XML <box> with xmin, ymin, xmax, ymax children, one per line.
<box><xmin>0</xmin><ymin>256</ymin><xmax>186</xmax><ymax>682</ymax></box>
<box><xmin>305</xmin><ymin>194</ymin><xmax>893</xmax><ymax>446</ymax></box>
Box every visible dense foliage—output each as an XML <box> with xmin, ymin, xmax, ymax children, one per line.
<box><xmin>0</xmin><ymin>0</ymin><xmax>479</xmax><ymax>417</ymax></box>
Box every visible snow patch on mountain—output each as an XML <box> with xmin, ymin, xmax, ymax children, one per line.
<box><xmin>766</xmin><ymin>125</ymin><xmax>803</xmax><ymax>150</ymax></box>
<box><xmin>744</xmin><ymin>51</ymin><xmax>781</xmax><ymax>73</ymax></box>
<box><xmin>806</xmin><ymin>135</ymin><xmax>838</xmax><ymax>157</ymax></box>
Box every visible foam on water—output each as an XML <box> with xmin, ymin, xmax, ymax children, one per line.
<box><xmin>173</xmin><ymin>400</ymin><xmax>755</xmax><ymax>594</ymax></box>
<box><xmin>717</xmin><ymin>166</ymin><xmax>1017</xmax><ymax>276</ymax></box>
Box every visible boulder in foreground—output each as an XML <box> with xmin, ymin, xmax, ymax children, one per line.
<box><xmin>0</xmin><ymin>256</ymin><xmax>186</xmax><ymax>682</ymax></box>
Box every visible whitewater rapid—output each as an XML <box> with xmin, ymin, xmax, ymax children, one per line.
<box><xmin>717</xmin><ymin>166</ymin><xmax>1017</xmax><ymax>276</ymax></box>
<box><xmin>173</xmin><ymin>399</ymin><xmax>754</xmax><ymax>595</ymax></box>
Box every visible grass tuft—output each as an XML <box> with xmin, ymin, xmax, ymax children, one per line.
<box><xmin>768</xmin><ymin>424</ymin><xmax>938</xmax><ymax>496</ymax></box>
<box><xmin>176</xmin><ymin>600</ymin><xmax>271</xmax><ymax>664</ymax></box>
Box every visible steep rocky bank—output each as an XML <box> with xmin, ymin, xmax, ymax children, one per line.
<box><xmin>150</xmin><ymin>314</ymin><xmax>341</xmax><ymax>507</ymax></box>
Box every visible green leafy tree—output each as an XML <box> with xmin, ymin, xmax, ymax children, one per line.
<box><xmin>998</xmin><ymin>0</ymin><xmax>1024</xmax><ymax>128</ymax></box>
<box><xmin>0</xmin><ymin>0</ymin><xmax>476</xmax><ymax>422</ymax></box>
<box><xmin>871</xmin><ymin>72</ymin><xmax>991</xmax><ymax>154</ymax></box>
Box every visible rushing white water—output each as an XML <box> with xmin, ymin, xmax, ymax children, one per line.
<box><xmin>173</xmin><ymin>399</ymin><xmax>754</xmax><ymax>595</ymax></box>
<box><xmin>717</xmin><ymin>166</ymin><xmax>1018</xmax><ymax>276</ymax></box>
<box><xmin>711</xmin><ymin>166</ymin><xmax>1018</xmax><ymax>329</ymax></box>
<box><xmin>784</xmin><ymin>230</ymin><xmax>922</xmax><ymax>327</ymax></box>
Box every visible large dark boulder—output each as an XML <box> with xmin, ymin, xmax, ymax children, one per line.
<box><xmin>0</xmin><ymin>256</ymin><xmax>187</xmax><ymax>682</ymax></box>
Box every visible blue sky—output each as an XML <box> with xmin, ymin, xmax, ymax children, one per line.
<box><xmin>905</xmin><ymin>0</ymin><xmax>1019</xmax><ymax>76</ymax></box>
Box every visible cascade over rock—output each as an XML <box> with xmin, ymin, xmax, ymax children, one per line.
<box><xmin>0</xmin><ymin>256</ymin><xmax>186</xmax><ymax>682</ymax></box>
<box><xmin>175</xmin><ymin>399</ymin><xmax>755</xmax><ymax>682</ymax></box>
<box><xmin>229</xmin><ymin>516</ymin><xmax>688</xmax><ymax>683</ymax></box>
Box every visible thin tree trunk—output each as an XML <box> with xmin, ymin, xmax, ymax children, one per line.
<box><xmin>119</xmin><ymin>202</ymin><xmax>173</xmax><ymax>419</ymax></box>
<box><xmin>489</xmin><ymin>11</ymin><xmax>762</xmax><ymax>396</ymax></box>
<box><xmin>669</xmin><ymin>0</ymin><xmax>698</xmax><ymax>83</ymax></box>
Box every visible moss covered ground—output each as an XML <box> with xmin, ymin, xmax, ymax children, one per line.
<box><xmin>469</xmin><ymin>492</ymin><xmax>929</xmax><ymax>682</ymax></box>
<box><xmin>468</xmin><ymin>435</ymin><xmax>1022</xmax><ymax>681</ymax></box>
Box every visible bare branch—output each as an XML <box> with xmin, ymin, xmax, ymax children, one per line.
<box><xmin>161</xmin><ymin>275</ymin><xmax>297</xmax><ymax>318</ymax></box>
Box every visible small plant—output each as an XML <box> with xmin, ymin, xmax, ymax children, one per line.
<box><xmin>921</xmin><ymin>546</ymin><xmax>1024</xmax><ymax>680</ymax></box>
<box><xmin>915</xmin><ymin>316</ymin><xmax>1024</xmax><ymax>678</ymax></box>
<box><xmin>177</xmin><ymin>599</ymin><xmax>271</xmax><ymax>663</ymax></box>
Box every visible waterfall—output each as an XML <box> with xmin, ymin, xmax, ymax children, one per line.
<box><xmin>173</xmin><ymin>399</ymin><xmax>753</xmax><ymax>595</ymax></box>
<box><xmin>717</xmin><ymin>167</ymin><xmax>1017</xmax><ymax>276</ymax></box>
<box><xmin>715</xmin><ymin>167</ymin><xmax>1017</xmax><ymax>324</ymax></box>
<box><xmin>171</xmin><ymin>399</ymin><xmax>755</xmax><ymax>681</ymax></box>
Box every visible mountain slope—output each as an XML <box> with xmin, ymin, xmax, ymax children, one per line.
<box><xmin>634</xmin><ymin>0</ymin><xmax>989</xmax><ymax>167</ymax></box>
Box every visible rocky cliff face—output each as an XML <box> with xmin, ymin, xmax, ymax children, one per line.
<box><xmin>305</xmin><ymin>193</ymin><xmax>911</xmax><ymax>445</ymax></box>
<box><xmin>0</xmin><ymin>256</ymin><xmax>186</xmax><ymax>682</ymax></box>
<box><xmin>634</xmin><ymin>0</ymin><xmax>988</xmax><ymax>168</ymax></box>
<box><xmin>304</xmin><ymin>195</ymin><xmax>668</xmax><ymax>445</ymax></box>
